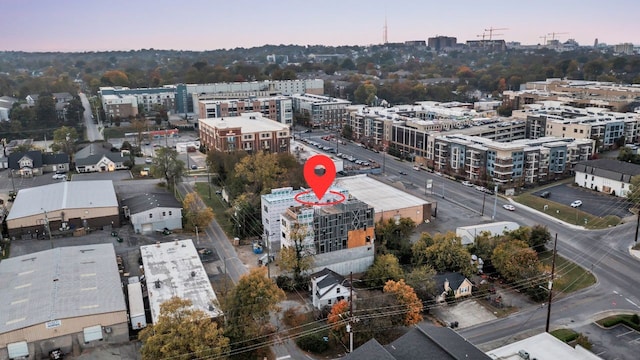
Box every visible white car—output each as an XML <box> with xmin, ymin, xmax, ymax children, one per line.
<box><xmin>461</xmin><ymin>181</ymin><xmax>473</xmax><ymax>187</ymax></box>
<box><xmin>503</xmin><ymin>204</ymin><xmax>516</xmax><ymax>211</ymax></box>
<box><xmin>145</xmin><ymin>157</ymin><xmax>153</xmax><ymax>164</ymax></box>
<box><xmin>570</xmin><ymin>200</ymin><xmax>583</xmax><ymax>208</ymax></box>
<box><xmin>52</xmin><ymin>173</ymin><xmax>66</xmax><ymax>180</ymax></box>
<box><xmin>413</xmin><ymin>165</ymin><xmax>420</xmax><ymax>171</ymax></box>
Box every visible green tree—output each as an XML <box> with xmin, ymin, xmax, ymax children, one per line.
<box><xmin>341</xmin><ymin>124</ymin><xmax>353</xmax><ymax>140</ymax></box>
<box><xmin>223</xmin><ymin>267</ymin><xmax>285</xmax><ymax>360</ymax></box>
<box><xmin>35</xmin><ymin>94</ymin><xmax>57</xmax><ymax>127</ymax></box>
<box><xmin>405</xmin><ymin>265</ymin><xmax>437</xmax><ymax>302</ymax></box>
<box><xmin>375</xmin><ymin>217</ymin><xmax>415</xmax><ymax>263</ymax></box>
<box><xmin>151</xmin><ymin>147</ymin><xmax>185</xmax><ymax>191</ymax></box>
<box><xmin>278</xmin><ymin>223</ymin><xmax>314</xmax><ymax>287</ymax></box>
<box><xmin>51</xmin><ymin>126</ymin><xmax>79</xmax><ymax>161</ymax></box>
<box><xmin>412</xmin><ymin>231</ymin><xmax>474</xmax><ymax>277</ymax></box>
<box><xmin>364</xmin><ymin>254</ymin><xmax>404</xmax><ymax>288</ymax></box>
<box><xmin>529</xmin><ymin>225</ymin><xmax>551</xmax><ymax>253</ymax></box>
<box><xmin>138</xmin><ymin>297</ymin><xmax>229</xmax><ymax>360</ymax></box>
<box><xmin>628</xmin><ymin>175</ymin><xmax>640</xmax><ymax>208</ymax></box>
<box><xmin>354</xmin><ymin>82</ymin><xmax>377</xmax><ymax>105</ymax></box>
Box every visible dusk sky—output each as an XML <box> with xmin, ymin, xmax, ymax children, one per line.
<box><xmin>3</xmin><ymin>0</ymin><xmax>638</xmax><ymax>52</ymax></box>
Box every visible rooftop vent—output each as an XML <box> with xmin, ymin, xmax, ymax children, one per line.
<box><xmin>191</xmin><ymin>271</ymin><xmax>196</xmax><ymax>278</ymax></box>
<box><xmin>155</xmin><ymin>280</ymin><xmax>161</xmax><ymax>289</ymax></box>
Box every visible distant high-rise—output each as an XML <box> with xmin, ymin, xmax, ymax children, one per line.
<box><xmin>428</xmin><ymin>36</ymin><xmax>457</xmax><ymax>51</ymax></box>
<box><xmin>594</xmin><ymin>38</ymin><xmax>598</xmax><ymax>48</ymax></box>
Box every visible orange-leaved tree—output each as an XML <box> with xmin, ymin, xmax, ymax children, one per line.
<box><xmin>327</xmin><ymin>299</ymin><xmax>350</xmax><ymax>331</ymax></box>
<box><xmin>383</xmin><ymin>279</ymin><xmax>423</xmax><ymax>326</ymax></box>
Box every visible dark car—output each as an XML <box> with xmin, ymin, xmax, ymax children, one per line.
<box><xmin>399</xmin><ymin>171</ymin><xmax>408</xmax><ymax>175</ymax></box>
<box><xmin>540</xmin><ymin>191</ymin><xmax>551</xmax><ymax>198</ymax></box>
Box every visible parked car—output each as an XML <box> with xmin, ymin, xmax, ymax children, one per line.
<box><xmin>52</xmin><ymin>173</ymin><xmax>66</xmax><ymax>180</ymax></box>
<box><xmin>145</xmin><ymin>157</ymin><xmax>152</xmax><ymax>164</ymax></box>
<box><xmin>399</xmin><ymin>171</ymin><xmax>408</xmax><ymax>175</ymax></box>
<box><xmin>413</xmin><ymin>165</ymin><xmax>420</xmax><ymax>171</ymax></box>
<box><xmin>540</xmin><ymin>191</ymin><xmax>551</xmax><ymax>198</ymax></box>
<box><xmin>461</xmin><ymin>181</ymin><xmax>473</xmax><ymax>187</ymax></box>
<box><xmin>570</xmin><ymin>200</ymin><xmax>583</xmax><ymax>208</ymax></box>
<box><xmin>503</xmin><ymin>204</ymin><xmax>516</xmax><ymax>211</ymax></box>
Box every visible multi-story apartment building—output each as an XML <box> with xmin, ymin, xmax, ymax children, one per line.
<box><xmin>101</xmin><ymin>94</ymin><xmax>139</xmax><ymax>119</ymax></box>
<box><xmin>291</xmin><ymin>93</ymin><xmax>351</xmax><ymax>129</ymax></box>
<box><xmin>176</xmin><ymin>79</ymin><xmax>324</xmax><ymax>114</ymax></box>
<box><xmin>520</xmin><ymin>104</ymin><xmax>640</xmax><ymax>149</ymax></box>
<box><xmin>432</xmin><ymin>134</ymin><xmax>594</xmax><ymax>186</ymax></box>
<box><xmin>99</xmin><ymin>86</ymin><xmax>176</xmax><ymax>114</ymax></box>
<box><xmin>197</xmin><ymin>96</ymin><xmax>293</xmax><ymax>125</ymax></box>
<box><xmin>504</xmin><ymin>78</ymin><xmax>640</xmax><ymax>112</ymax></box>
<box><xmin>260</xmin><ymin>187</ymin><xmax>350</xmax><ymax>250</ymax></box>
<box><xmin>198</xmin><ymin>112</ymin><xmax>290</xmax><ymax>154</ymax></box>
<box><xmin>280</xmin><ymin>198</ymin><xmax>375</xmax><ymax>275</ymax></box>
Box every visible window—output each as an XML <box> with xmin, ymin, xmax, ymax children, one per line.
<box><xmin>169</xmin><ymin>211</ymin><xmax>172</xmax><ymax>216</ymax></box>
<box><xmin>328</xmin><ymin>299</ymin><xmax>332</xmax><ymax>305</ymax></box>
<box><xmin>336</xmin><ymin>288</ymin><xmax>341</xmax><ymax>294</ymax></box>
<box><xmin>162</xmin><ymin>212</ymin><xmax>166</xmax><ymax>216</ymax></box>
<box><xmin>149</xmin><ymin>214</ymin><xmax>153</xmax><ymax>219</ymax></box>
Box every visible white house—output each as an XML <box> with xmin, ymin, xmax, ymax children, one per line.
<box><xmin>121</xmin><ymin>193</ymin><xmax>182</xmax><ymax>234</ymax></box>
<box><xmin>573</xmin><ymin>159</ymin><xmax>640</xmax><ymax>197</ymax></box>
<box><xmin>75</xmin><ymin>153</ymin><xmax>128</xmax><ymax>173</ymax></box>
<box><xmin>310</xmin><ymin>268</ymin><xmax>353</xmax><ymax>310</ymax></box>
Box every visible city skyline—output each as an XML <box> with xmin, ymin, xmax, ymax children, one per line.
<box><xmin>2</xmin><ymin>0</ymin><xmax>639</xmax><ymax>52</ymax></box>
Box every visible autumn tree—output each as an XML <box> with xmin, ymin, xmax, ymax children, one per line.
<box><xmin>354</xmin><ymin>81</ymin><xmax>377</xmax><ymax>105</ymax></box>
<box><xmin>364</xmin><ymin>254</ymin><xmax>404</xmax><ymax>288</ymax></box>
<box><xmin>492</xmin><ymin>240</ymin><xmax>546</xmax><ymax>298</ymax></box>
<box><xmin>130</xmin><ymin>117</ymin><xmax>147</xmax><ymax>147</ymax></box>
<box><xmin>151</xmin><ymin>146</ymin><xmax>185</xmax><ymax>191</ymax></box>
<box><xmin>412</xmin><ymin>232</ymin><xmax>474</xmax><ymax>277</ymax></box>
<box><xmin>51</xmin><ymin>126</ymin><xmax>79</xmax><ymax>161</ymax></box>
<box><xmin>327</xmin><ymin>299</ymin><xmax>350</xmax><ymax>331</ymax></box>
<box><xmin>234</xmin><ymin>151</ymin><xmax>284</xmax><ymax>194</ymax></box>
<box><xmin>101</xmin><ymin>70</ymin><xmax>130</xmax><ymax>86</ymax></box>
<box><xmin>138</xmin><ymin>297</ymin><xmax>229</xmax><ymax>360</ymax></box>
<box><xmin>183</xmin><ymin>192</ymin><xmax>214</xmax><ymax>231</ymax></box>
<box><xmin>223</xmin><ymin>267</ymin><xmax>285</xmax><ymax>360</ymax></box>
<box><xmin>278</xmin><ymin>223</ymin><xmax>314</xmax><ymax>287</ymax></box>
<box><xmin>383</xmin><ymin>279</ymin><xmax>423</xmax><ymax>326</ymax></box>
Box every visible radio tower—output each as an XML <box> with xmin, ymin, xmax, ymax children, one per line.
<box><xmin>383</xmin><ymin>16</ymin><xmax>388</xmax><ymax>44</ymax></box>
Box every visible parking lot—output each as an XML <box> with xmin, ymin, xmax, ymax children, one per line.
<box><xmin>534</xmin><ymin>183</ymin><xmax>632</xmax><ymax>219</ymax></box>
<box><xmin>574</xmin><ymin>322</ymin><xmax>640</xmax><ymax>359</ymax></box>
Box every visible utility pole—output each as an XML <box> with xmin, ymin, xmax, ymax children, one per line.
<box><xmin>195</xmin><ymin>225</ymin><xmax>199</xmax><ymax>245</ymax></box>
<box><xmin>207</xmin><ymin>164</ymin><xmax>212</xmax><ymax>199</ymax></box>
<box><xmin>348</xmin><ymin>272</ymin><xmax>354</xmax><ymax>353</ymax></box>
<box><xmin>42</xmin><ymin>208</ymin><xmax>53</xmax><ymax>248</ymax></box>
<box><xmin>492</xmin><ymin>185</ymin><xmax>498</xmax><ymax>220</ymax></box>
<box><xmin>634</xmin><ymin>211</ymin><xmax>639</xmax><ymax>243</ymax></box>
<box><xmin>546</xmin><ymin>234</ymin><xmax>558</xmax><ymax>333</ymax></box>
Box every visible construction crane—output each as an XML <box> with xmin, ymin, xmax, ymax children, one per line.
<box><xmin>484</xmin><ymin>27</ymin><xmax>509</xmax><ymax>41</ymax></box>
<box><xmin>539</xmin><ymin>35</ymin><xmax>548</xmax><ymax>44</ymax></box>
<box><xmin>548</xmin><ymin>32</ymin><xmax>569</xmax><ymax>41</ymax></box>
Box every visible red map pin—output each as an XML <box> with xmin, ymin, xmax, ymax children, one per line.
<box><xmin>304</xmin><ymin>154</ymin><xmax>336</xmax><ymax>201</ymax></box>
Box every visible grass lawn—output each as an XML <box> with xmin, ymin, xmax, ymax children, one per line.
<box><xmin>103</xmin><ymin>126</ymin><xmax>135</xmax><ymax>139</ymax></box>
<box><xmin>194</xmin><ymin>182</ymin><xmax>235</xmax><ymax>237</ymax></box>
<box><xmin>551</xmin><ymin>328</ymin><xmax>579</xmax><ymax>342</ymax></box>
<box><xmin>597</xmin><ymin>314</ymin><xmax>640</xmax><ymax>330</ymax></box>
<box><xmin>539</xmin><ymin>251</ymin><xmax>596</xmax><ymax>294</ymax></box>
<box><xmin>514</xmin><ymin>193</ymin><xmax>620</xmax><ymax>229</ymax></box>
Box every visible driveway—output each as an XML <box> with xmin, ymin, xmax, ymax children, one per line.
<box><xmin>431</xmin><ymin>300</ymin><xmax>497</xmax><ymax>329</ymax></box>
<box><xmin>534</xmin><ymin>183</ymin><xmax>632</xmax><ymax>219</ymax></box>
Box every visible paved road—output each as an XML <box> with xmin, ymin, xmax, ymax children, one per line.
<box><xmin>308</xmin><ymin>134</ymin><xmax>640</xmax><ymax>356</ymax></box>
<box><xmin>79</xmin><ymin>93</ymin><xmax>103</xmax><ymax>141</ymax></box>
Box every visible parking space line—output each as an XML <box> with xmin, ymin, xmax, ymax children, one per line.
<box><xmin>617</xmin><ymin>330</ymin><xmax>634</xmax><ymax>337</ymax></box>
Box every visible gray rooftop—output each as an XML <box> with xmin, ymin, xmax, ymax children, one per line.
<box><xmin>121</xmin><ymin>193</ymin><xmax>182</xmax><ymax>214</ymax></box>
<box><xmin>574</xmin><ymin>159</ymin><xmax>640</xmax><ymax>183</ymax></box>
<box><xmin>6</xmin><ymin>180</ymin><xmax>118</xmax><ymax>221</ymax></box>
<box><xmin>335</xmin><ymin>174</ymin><xmax>428</xmax><ymax>213</ymax></box>
<box><xmin>0</xmin><ymin>244</ymin><xmax>126</xmax><ymax>333</ymax></box>
<box><xmin>141</xmin><ymin>239</ymin><xmax>221</xmax><ymax>324</ymax></box>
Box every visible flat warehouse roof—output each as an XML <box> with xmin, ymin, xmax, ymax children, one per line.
<box><xmin>0</xmin><ymin>243</ymin><xmax>126</xmax><ymax>333</ymax></box>
<box><xmin>335</xmin><ymin>174</ymin><xmax>428</xmax><ymax>212</ymax></box>
<box><xmin>141</xmin><ymin>239</ymin><xmax>222</xmax><ymax>324</ymax></box>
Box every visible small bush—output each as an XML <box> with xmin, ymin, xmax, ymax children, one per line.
<box><xmin>276</xmin><ymin>275</ymin><xmax>295</xmax><ymax>291</ymax></box>
<box><xmin>576</xmin><ymin>334</ymin><xmax>592</xmax><ymax>350</ymax></box>
<box><xmin>551</xmin><ymin>328</ymin><xmax>579</xmax><ymax>343</ymax></box>
<box><xmin>296</xmin><ymin>332</ymin><xmax>329</xmax><ymax>353</ymax></box>
<box><xmin>632</xmin><ymin>314</ymin><xmax>640</xmax><ymax>325</ymax></box>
